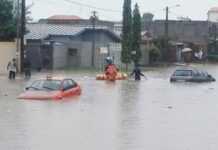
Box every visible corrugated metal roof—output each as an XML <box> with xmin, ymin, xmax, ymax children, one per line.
<box><xmin>25</xmin><ymin>23</ymin><xmax>85</xmax><ymax>39</ymax></box>
<box><xmin>25</xmin><ymin>23</ymin><xmax>119</xmax><ymax>41</ymax></box>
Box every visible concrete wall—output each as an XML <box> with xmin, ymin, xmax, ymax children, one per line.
<box><xmin>143</xmin><ymin>20</ymin><xmax>209</xmax><ymax>45</ymax></box>
<box><xmin>53</xmin><ymin>44</ymin><xmax>68</xmax><ymax>69</ymax></box>
<box><xmin>0</xmin><ymin>42</ymin><xmax>16</xmax><ymax>74</ymax></box>
<box><xmin>80</xmin><ymin>42</ymin><xmax>92</xmax><ymax>68</ymax></box>
<box><xmin>68</xmin><ymin>42</ymin><xmax>82</xmax><ymax>68</ymax></box>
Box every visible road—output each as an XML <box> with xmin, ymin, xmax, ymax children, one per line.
<box><xmin>0</xmin><ymin>64</ymin><xmax>218</xmax><ymax>150</ymax></box>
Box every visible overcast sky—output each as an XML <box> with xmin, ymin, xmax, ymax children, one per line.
<box><xmin>26</xmin><ymin>0</ymin><xmax>218</xmax><ymax>21</ymax></box>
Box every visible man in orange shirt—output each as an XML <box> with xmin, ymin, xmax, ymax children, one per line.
<box><xmin>104</xmin><ymin>57</ymin><xmax>118</xmax><ymax>81</ymax></box>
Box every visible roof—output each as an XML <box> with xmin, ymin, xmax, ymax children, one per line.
<box><xmin>182</xmin><ymin>48</ymin><xmax>192</xmax><ymax>53</ymax></box>
<box><xmin>25</xmin><ymin>23</ymin><xmax>120</xmax><ymax>42</ymax></box>
<box><xmin>47</xmin><ymin>15</ymin><xmax>82</xmax><ymax>20</ymax></box>
<box><xmin>208</xmin><ymin>7</ymin><xmax>218</xmax><ymax>13</ymax></box>
<box><xmin>25</xmin><ymin>23</ymin><xmax>84</xmax><ymax>39</ymax></box>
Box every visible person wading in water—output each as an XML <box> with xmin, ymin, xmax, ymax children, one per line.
<box><xmin>130</xmin><ymin>65</ymin><xmax>145</xmax><ymax>81</ymax></box>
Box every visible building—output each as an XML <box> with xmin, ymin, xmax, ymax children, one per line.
<box><xmin>208</xmin><ymin>7</ymin><xmax>218</xmax><ymax>23</ymax></box>
<box><xmin>25</xmin><ymin>23</ymin><xmax>121</xmax><ymax>70</ymax></box>
<box><xmin>39</xmin><ymin>15</ymin><xmax>115</xmax><ymax>31</ymax></box>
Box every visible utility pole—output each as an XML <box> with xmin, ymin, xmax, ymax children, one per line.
<box><xmin>164</xmin><ymin>6</ymin><xmax>169</xmax><ymax>60</ymax></box>
<box><xmin>165</xmin><ymin>6</ymin><xmax>169</xmax><ymax>41</ymax></box>
<box><xmin>16</xmin><ymin>0</ymin><xmax>20</xmax><ymax>63</ymax></box>
<box><xmin>214</xmin><ymin>24</ymin><xmax>217</xmax><ymax>52</ymax></box>
<box><xmin>90</xmin><ymin>11</ymin><xmax>97</xmax><ymax>67</ymax></box>
<box><xmin>20</xmin><ymin>0</ymin><xmax>26</xmax><ymax>72</ymax></box>
<box><xmin>163</xmin><ymin>5</ymin><xmax>180</xmax><ymax>60</ymax></box>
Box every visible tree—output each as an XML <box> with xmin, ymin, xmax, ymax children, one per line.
<box><xmin>149</xmin><ymin>46</ymin><xmax>161</xmax><ymax>64</ymax></box>
<box><xmin>132</xmin><ymin>3</ymin><xmax>142</xmax><ymax>65</ymax></box>
<box><xmin>122</xmin><ymin>0</ymin><xmax>132</xmax><ymax>70</ymax></box>
<box><xmin>14</xmin><ymin>1</ymin><xmax>33</xmax><ymax>35</ymax></box>
<box><xmin>0</xmin><ymin>0</ymin><xmax>16</xmax><ymax>41</ymax></box>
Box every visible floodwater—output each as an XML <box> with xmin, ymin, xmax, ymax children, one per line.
<box><xmin>1</xmin><ymin>64</ymin><xmax>218</xmax><ymax>150</ymax></box>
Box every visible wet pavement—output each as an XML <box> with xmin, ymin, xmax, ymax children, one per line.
<box><xmin>1</xmin><ymin>64</ymin><xmax>218</xmax><ymax>150</ymax></box>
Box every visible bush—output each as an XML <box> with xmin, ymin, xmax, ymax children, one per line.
<box><xmin>149</xmin><ymin>46</ymin><xmax>161</xmax><ymax>63</ymax></box>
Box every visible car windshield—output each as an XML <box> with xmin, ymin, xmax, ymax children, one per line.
<box><xmin>29</xmin><ymin>80</ymin><xmax>62</xmax><ymax>91</ymax></box>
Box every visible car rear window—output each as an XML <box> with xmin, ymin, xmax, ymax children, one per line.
<box><xmin>174</xmin><ymin>70</ymin><xmax>192</xmax><ymax>76</ymax></box>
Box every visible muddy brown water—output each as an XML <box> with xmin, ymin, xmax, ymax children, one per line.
<box><xmin>0</xmin><ymin>64</ymin><xmax>218</xmax><ymax>150</ymax></box>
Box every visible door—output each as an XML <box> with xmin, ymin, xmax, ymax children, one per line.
<box><xmin>68</xmin><ymin>48</ymin><xmax>79</xmax><ymax>68</ymax></box>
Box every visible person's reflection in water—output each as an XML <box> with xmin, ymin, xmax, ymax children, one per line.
<box><xmin>118</xmin><ymin>81</ymin><xmax>141</xmax><ymax>150</ymax></box>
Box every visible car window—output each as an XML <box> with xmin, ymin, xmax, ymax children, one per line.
<box><xmin>68</xmin><ymin>80</ymin><xmax>77</xmax><ymax>88</ymax></box>
<box><xmin>42</xmin><ymin>80</ymin><xmax>62</xmax><ymax>91</ymax></box>
<box><xmin>193</xmin><ymin>71</ymin><xmax>202</xmax><ymax>77</ymax></box>
<box><xmin>62</xmin><ymin>80</ymin><xmax>69</xmax><ymax>90</ymax></box>
<box><xmin>30</xmin><ymin>80</ymin><xmax>44</xmax><ymax>89</ymax></box>
<box><xmin>174</xmin><ymin>70</ymin><xmax>192</xmax><ymax>76</ymax></box>
<box><xmin>62</xmin><ymin>79</ymin><xmax>77</xmax><ymax>91</ymax></box>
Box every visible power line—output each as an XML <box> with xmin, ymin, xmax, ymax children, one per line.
<box><xmin>63</xmin><ymin>0</ymin><xmax>121</xmax><ymax>13</ymax></box>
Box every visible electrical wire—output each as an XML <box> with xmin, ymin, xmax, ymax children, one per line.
<box><xmin>63</xmin><ymin>0</ymin><xmax>121</xmax><ymax>13</ymax></box>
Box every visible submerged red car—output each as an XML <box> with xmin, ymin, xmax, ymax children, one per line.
<box><xmin>18</xmin><ymin>77</ymin><xmax>81</xmax><ymax>100</ymax></box>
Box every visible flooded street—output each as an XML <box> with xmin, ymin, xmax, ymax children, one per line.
<box><xmin>1</xmin><ymin>64</ymin><xmax>218</xmax><ymax>150</ymax></box>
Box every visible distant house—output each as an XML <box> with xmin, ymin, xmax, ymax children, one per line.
<box><xmin>208</xmin><ymin>7</ymin><xmax>218</xmax><ymax>23</ymax></box>
<box><xmin>25</xmin><ymin>23</ymin><xmax>121</xmax><ymax>70</ymax></box>
<box><xmin>38</xmin><ymin>15</ymin><xmax>115</xmax><ymax>31</ymax></box>
<box><xmin>47</xmin><ymin>15</ymin><xmax>82</xmax><ymax>21</ymax></box>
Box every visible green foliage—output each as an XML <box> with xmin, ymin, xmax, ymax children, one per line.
<box><xmin>207</xmin><ymin>54</ymin><xmax>218</xmax><ymax>61</ymax></box>
<box><xmin>149</xmin><ymin>45</ymin><xmax>161</xmax><ymax>63</ymax></box>
<box><xmin>0</xmin><ymin>0</ymin><xmax>16</xmax><ymax>41</ymax></box>
<box><xmin>153</xmin><ymin>36</ymin><xmax>170</xmax><ymax>60</ymax></box>
<box><xmin>132</xmin><ymin>3</ymin><xmax>142</xmax><ymax>64</ymax></box>
<box><xmin>121</xmin><ymin>0</ymin><xmax>132</xmax><ymax>65</ymax></box>
<box><xmin>153</xmin><ymin>37</ymin><xmax>166</xmax><ymax>50</ymax></box>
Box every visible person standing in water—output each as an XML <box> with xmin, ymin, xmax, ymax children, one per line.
<box><xmin>7</xmin><ymin>58</ymin><xmax>17</xmax><ymax>80</ymax></box>
<box><xmin>23</xmin><ymin>57</ymin><xmax>31</xmax><ymax>79</ymax></box>
<box><xmin>130</xmin><ymin>65</ymin><xmax>145</xmax><ymax>81</ymax></box>
<box><xmin>104</xmin><ymin>57</ymin><xmax>118</xmax><ymax>81</ymax></box>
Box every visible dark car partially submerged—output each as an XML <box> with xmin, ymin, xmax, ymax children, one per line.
<box><xmin>170</xmin><ymin>69</ymin><xmax>216</xmax><ymax>82</ymax></box>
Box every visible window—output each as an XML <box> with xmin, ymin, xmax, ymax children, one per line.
<box><xmin>68</xmin><ymin>48</ymin><xmax>78</xmax><ymax>56</ymax></box>
<box><xmin>174</xmin><ymin>70</ymin><xmax>192</xmax><ymax>76</ymax></box>
<box><xmin>62</xmin><ymin>79</ymin><xmax>77</xmax><ymax>91</ymax></box>
<box><xmin>29</xmin><ymin>80</ymin><xmax>61</xmax><ymax>91</ymax></box>
<box><xmin>42</xmin><ymin>80</ymin><xmax>61</xmax><ymax>91</ymax></box>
